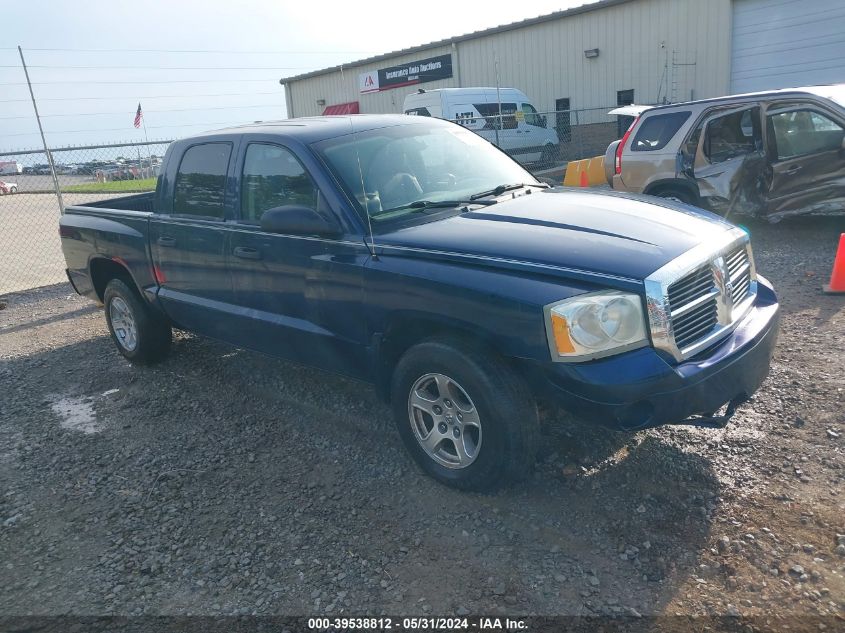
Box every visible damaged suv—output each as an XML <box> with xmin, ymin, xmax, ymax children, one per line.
<box><xmin>606</xmin><ymin>85</ymin><xmax>845</xmax><ymax>220</ymax></box>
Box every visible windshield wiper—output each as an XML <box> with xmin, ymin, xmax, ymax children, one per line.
<box><xmin>469</xmin><ymin>182</ymin><xmax>550</xmax><ymax>200</ymax></box>
<box><xmin>372</xmin><ymin>198</ymin><xmax>497</xmax><ymax>218</ymax></box>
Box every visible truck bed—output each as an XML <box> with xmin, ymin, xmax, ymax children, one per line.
<box><xmin>76</xmin><ymin>191</ymin><xmax>156</xmax><ymax>213</ymax></box>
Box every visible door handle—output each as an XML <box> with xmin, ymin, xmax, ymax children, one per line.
<box><xmin>783</xmin><ymin>165</ymin><xmax>803</xmax><ymax>176</ymax></box>
<box><xmin>157</xmin><ymin>236</ymin><xmax>176</xmax><ymax>247</ymax></box>
<box><xmin>233</xmin><ymin>246</ymin><xmax>262</xmax><ymax>260</ymax></box>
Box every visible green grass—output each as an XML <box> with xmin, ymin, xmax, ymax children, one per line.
<box><xmin>62</xmin><ymin>178</ymin><xmax>157</xmax><ymax>193</ymax></box>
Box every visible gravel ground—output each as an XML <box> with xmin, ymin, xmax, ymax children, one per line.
<box><xmin>0</xmin><ymin>216</ymin><xmax>843</xmax><ymax>627</ymax></box>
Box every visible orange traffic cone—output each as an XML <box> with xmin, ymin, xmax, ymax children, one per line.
<box><xmin>579</xmin><ymin>169</ymin><xmax>589</xmax><ymax>187</ymax></box>
<box><xmin>823</xmin><ymin>233</ymin><xmax>845</xmax><ymax>294</ymax></box>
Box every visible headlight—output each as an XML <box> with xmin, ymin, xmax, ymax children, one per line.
<box><xmin>544</xmin><ymin>291</ymin><xmax>648</xmax><ymax>361</ymax></box>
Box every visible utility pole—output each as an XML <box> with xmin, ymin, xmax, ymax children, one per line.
<box><xmin>18</xmin><ymin>45</ymin><xmax>64</xmax><ymax>213</ymax></box>
<box><xmin>494</xmin><ymin>51</ymin><xmax>501</xmax><ymax>147</ymax></box>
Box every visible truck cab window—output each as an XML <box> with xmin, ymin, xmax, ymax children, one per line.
<box><xmin>173</xmin><ymin>143</ymin><xmax>232</xmax><ymax>219</ymax></box>
<box><xmin>241</xmin><ymin>144</ymin><xmax>319</xmax><ymax>224</ymax></box>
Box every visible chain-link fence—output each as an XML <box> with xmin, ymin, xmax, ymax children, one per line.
<box><xmin>449</xmin><ymin>105</ymin><xmax>622</xmax><ymax>174</ymax></box>
<box><xmin>0</xmin><ymin>141</ymin><xmax>171</xmax><ymax>295</ymax></box>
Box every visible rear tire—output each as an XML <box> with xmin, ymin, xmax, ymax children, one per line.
<box><xmin>9</xmin><ymin>186</ymin><xmax>16</xmax><ymax>194</ymax></box>
<box><xmin>103</xmin><ymin>279</ymin><xmax>171</xmax><ymax>364</ymax></box>
<box><xmin>652</xmin><ymin>186</ymin><xmax>695</xmax><ymax>205</ymax></box>
<box><xmin>390</xmin><ymin>338</ymin><xmax>539</xmax><ymax>491</ymax></box>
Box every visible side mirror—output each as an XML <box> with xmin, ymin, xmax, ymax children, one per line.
<box><xmin>259</xmin><ymin>205</ymin><xmax>341</xmax><ymax>237</ymax></box>
<box><xmin>539</xmin><ymin>115</ymin><xmax>547</xmax><ymax>128</ymax></box>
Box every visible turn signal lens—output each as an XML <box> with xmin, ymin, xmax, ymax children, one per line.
<box><xmin>550</xmin><ymin>313</ymin><xmax>576</xmax><ymax>354</ymax></box>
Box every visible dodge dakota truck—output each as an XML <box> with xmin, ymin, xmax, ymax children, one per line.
<box><xmin>59</xmin><ymin>115</ymin><xmax>780</xmax><ymax>490</ymax></box>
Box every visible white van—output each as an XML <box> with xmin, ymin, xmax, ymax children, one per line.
<box><xmin>403</xmin><ymin>88</ymin><xmax>560</xmax><ymax>165</ymax></box>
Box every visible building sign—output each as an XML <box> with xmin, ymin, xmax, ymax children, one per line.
<box><xmin>358</xmin><ymin>54</ymin><xmax>453</xmax><ymax>94</ymax></box>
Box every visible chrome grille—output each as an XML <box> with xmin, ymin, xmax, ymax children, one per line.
<box><xmin>725</xmin><ymin>246</ymin><xmax>752</xmax><ymax>306</ymax></box>
<box><xmin>644</xmin><ymin>228</ymin><xmax>758</xmax><ymax>362</ymax></box>
<box><xmin>667</xmin><ymin>264</ymin><xmax>718</xmax><ymax>350</ymax></box>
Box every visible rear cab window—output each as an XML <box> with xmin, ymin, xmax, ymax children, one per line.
<box><xmin>631</xmin><ymin>111</ymin><xmax>691</xmax><ymax>151</ymax></box>
<box><xmin>172</xmin><ymin>142</ymin><xmax>232</xmax><ymax>219</ymax></box>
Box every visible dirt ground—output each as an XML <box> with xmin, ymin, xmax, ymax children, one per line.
<box><xmin>0</xmin><ymin>216</ymin><xmax>843</xmax><ymax>630</ymax></box>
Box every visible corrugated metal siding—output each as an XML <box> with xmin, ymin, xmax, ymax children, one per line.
<box><xmin>286</xmin><ymin>0</ymin><xmax>732</xmax><ymax>117</ymax></box>
<box><xmin>731</xmin><ymin>0</ymin><xmax>845</xmax><ymax>93</ymax></box>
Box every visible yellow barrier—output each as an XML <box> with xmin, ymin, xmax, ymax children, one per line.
<box><xmin>563</xmin><ymin>156</ymin><xmax>606</xmax><ymax>187</ymax></box>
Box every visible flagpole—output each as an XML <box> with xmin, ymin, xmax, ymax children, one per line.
<box><xmin>139</xmin><ymin>104</ymin><xmax>153</xmax><ymax>178</ymax></box>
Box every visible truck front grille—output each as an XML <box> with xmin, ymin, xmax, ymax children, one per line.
<box><xmin>726</xmin><ymin>246</ymin><xmax>752</xmax><ymax>306</ymax></box>
<box><xmin>668</xmin><ymin>265</ymin><xmax>718</xmax><ymax>350</ymax></box>
<box><xmin>644</xmin><ymin>230</ymin><xmax>758</xmax><ymax>362</ymax></box>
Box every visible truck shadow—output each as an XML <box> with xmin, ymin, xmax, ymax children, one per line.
<box><xmin>3</xmin><ymin>330</ymin><xmax>721</xmax><ymax>616</ymax></box>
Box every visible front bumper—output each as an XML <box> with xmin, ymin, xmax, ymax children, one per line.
<box><xmin>527</xmin><ymin>276</ymin><xmax>780</xmax><ymax>430</ymax></box>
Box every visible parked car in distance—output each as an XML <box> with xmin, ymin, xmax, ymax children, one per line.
<box><xmin>60</xmin><ymin>115</ymin><xmax>779</xmax><ymax>491</ymax></box>
<box><xmin>0</xmin><ymin>180</ymin><xmax>18</xmax><ymax>194</ymax></box>
<box><xmin>0</xmin><ymin>160</ymin><xmax>23</xmax><ymax>175</ymax></box>
<box><xmin>605</xmin><ymin>84</ymin><xmax>845</xmax><ymax>220</ymax></box>
<box><xmin>403</xmin><ymin>87</ymin><xmax>560</xmax><ymax>166</ymax></box>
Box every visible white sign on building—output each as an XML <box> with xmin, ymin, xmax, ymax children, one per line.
<box><xmin>359</xmin><ymin>71</ymin><xmax>380</xmax><ymax>94</ymax></box>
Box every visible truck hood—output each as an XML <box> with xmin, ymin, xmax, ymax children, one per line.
<box><xmin>375</xmin><ymin>189</ymin><xmax>734</xmax><ymax>282</ymax></box>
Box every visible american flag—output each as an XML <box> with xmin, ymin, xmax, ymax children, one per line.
<box><xmin>133</xmin><ymin>103</ymin><xmax>143</xmax><ymax>128</ymax></box>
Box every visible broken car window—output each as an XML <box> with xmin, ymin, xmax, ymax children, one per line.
<box><xmin>704</xmin><ymin>107</ymin><xmax>761</xmax><ymax>164</ymax></box>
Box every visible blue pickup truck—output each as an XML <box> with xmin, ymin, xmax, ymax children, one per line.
<box><xmin>60</xmin><ymin>115</ymin><xmax>780</xmax><ymax>490</ymax></box>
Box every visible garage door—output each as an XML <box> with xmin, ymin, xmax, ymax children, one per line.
<box><xmin>731</xmin><ymin>0</ymin><xmax>845</xmax><ymax>93</ymax></box>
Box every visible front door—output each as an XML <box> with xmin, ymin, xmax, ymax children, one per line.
<box><xmin>150</xmin><ymin>140</ymin><xmax>240</xmax><ymax>338</ymax></box>
<box><xmin>518</xmin><ymin>102</ymin><xmax>550</xmax><ymax>164</ymax></box>
<box><xmin>226</xmin><ymin>142</ymin><xmax>369</xmax><ymax>377</ymax></box>
<box><xmin>763</xmin><ymin>102</ymin><xmax>845</xmax><ymax>218</ymax></box>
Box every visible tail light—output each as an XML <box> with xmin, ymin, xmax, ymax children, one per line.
<box><xmin>615</xmin><ymin>116</ymin><xmax>639</xmax><ymax>176</ymax></box>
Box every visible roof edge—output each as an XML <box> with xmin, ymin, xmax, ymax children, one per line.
<box><xmin>279</xmin><ymin>0</ymin><xmax>635</xmax><ymax>85</ymax></box>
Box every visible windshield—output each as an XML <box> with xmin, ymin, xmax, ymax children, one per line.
<box><xmin>312</xmin><ymin>118</ymin><xmax>538</xmax><ymax>225</ymax></box>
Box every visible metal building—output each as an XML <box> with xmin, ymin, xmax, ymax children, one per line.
<box><xmin>279</xmin><ymin>0</ymin><xmax>845</xmax><ymax>118</ymax></box>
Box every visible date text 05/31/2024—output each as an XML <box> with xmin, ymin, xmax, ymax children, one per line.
<box><xmin>307</xmin><ymin>617</ymin><xmax>528</xmax><ymax>630</ymax></box>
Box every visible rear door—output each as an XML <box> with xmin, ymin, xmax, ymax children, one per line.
<box><xmin>226</xmin><ymin>140</ymin><xmax>370</xmax><ymax>377</ymax></box>
<box><xmin>763</xmin><ymin>102</ymin><xmax>845</xmax><ymax>218</ymax></box>
<box><xmin>150</xmin><ymin>140</ymin><xmax>240</xmax><ymax>337</ymax></box>
<box><xmin>692</xmin><ymin>105</ymin><xmax>767</xmax><ymax>216</ymax></box>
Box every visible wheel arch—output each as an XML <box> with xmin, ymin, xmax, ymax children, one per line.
<box><xmin>89</xmin><ymin>257</ymin><xmax>140</xmax><ymax>302</ymax></box>
<box><xmin>373</xmin><ymin>313</ymin><xmax>504</xmax><ymax>403</ymax></box>
<box><xmin>643</xmin><ymin>178</ymin><xmax>701</xmax><ymax>203</ymax></box>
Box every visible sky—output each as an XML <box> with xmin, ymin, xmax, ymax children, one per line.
<box><xmin>1</xmin><ymin>0</ymin><xmax>597</xmax><ymax>153</ymax></box>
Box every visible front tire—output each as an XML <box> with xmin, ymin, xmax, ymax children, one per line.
<box><xmin>391</xmin><ymin>338</ymin><xmax>539</xmax><ymax>491</ymax></box>
<box><xmin>103</xmin><ymin>279</ymin><xmax>171</xmax><ymax>364</ymax></box>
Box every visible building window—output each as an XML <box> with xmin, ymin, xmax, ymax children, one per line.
<box><xmin>616</xmin><ymin>89</ymin><xmax>635</xmax><ymax>137</ymax></box>
<box><xmin>555</xmin><ymin>98</ymin><xmax>571</xmax><ymax>142</ymax></box>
